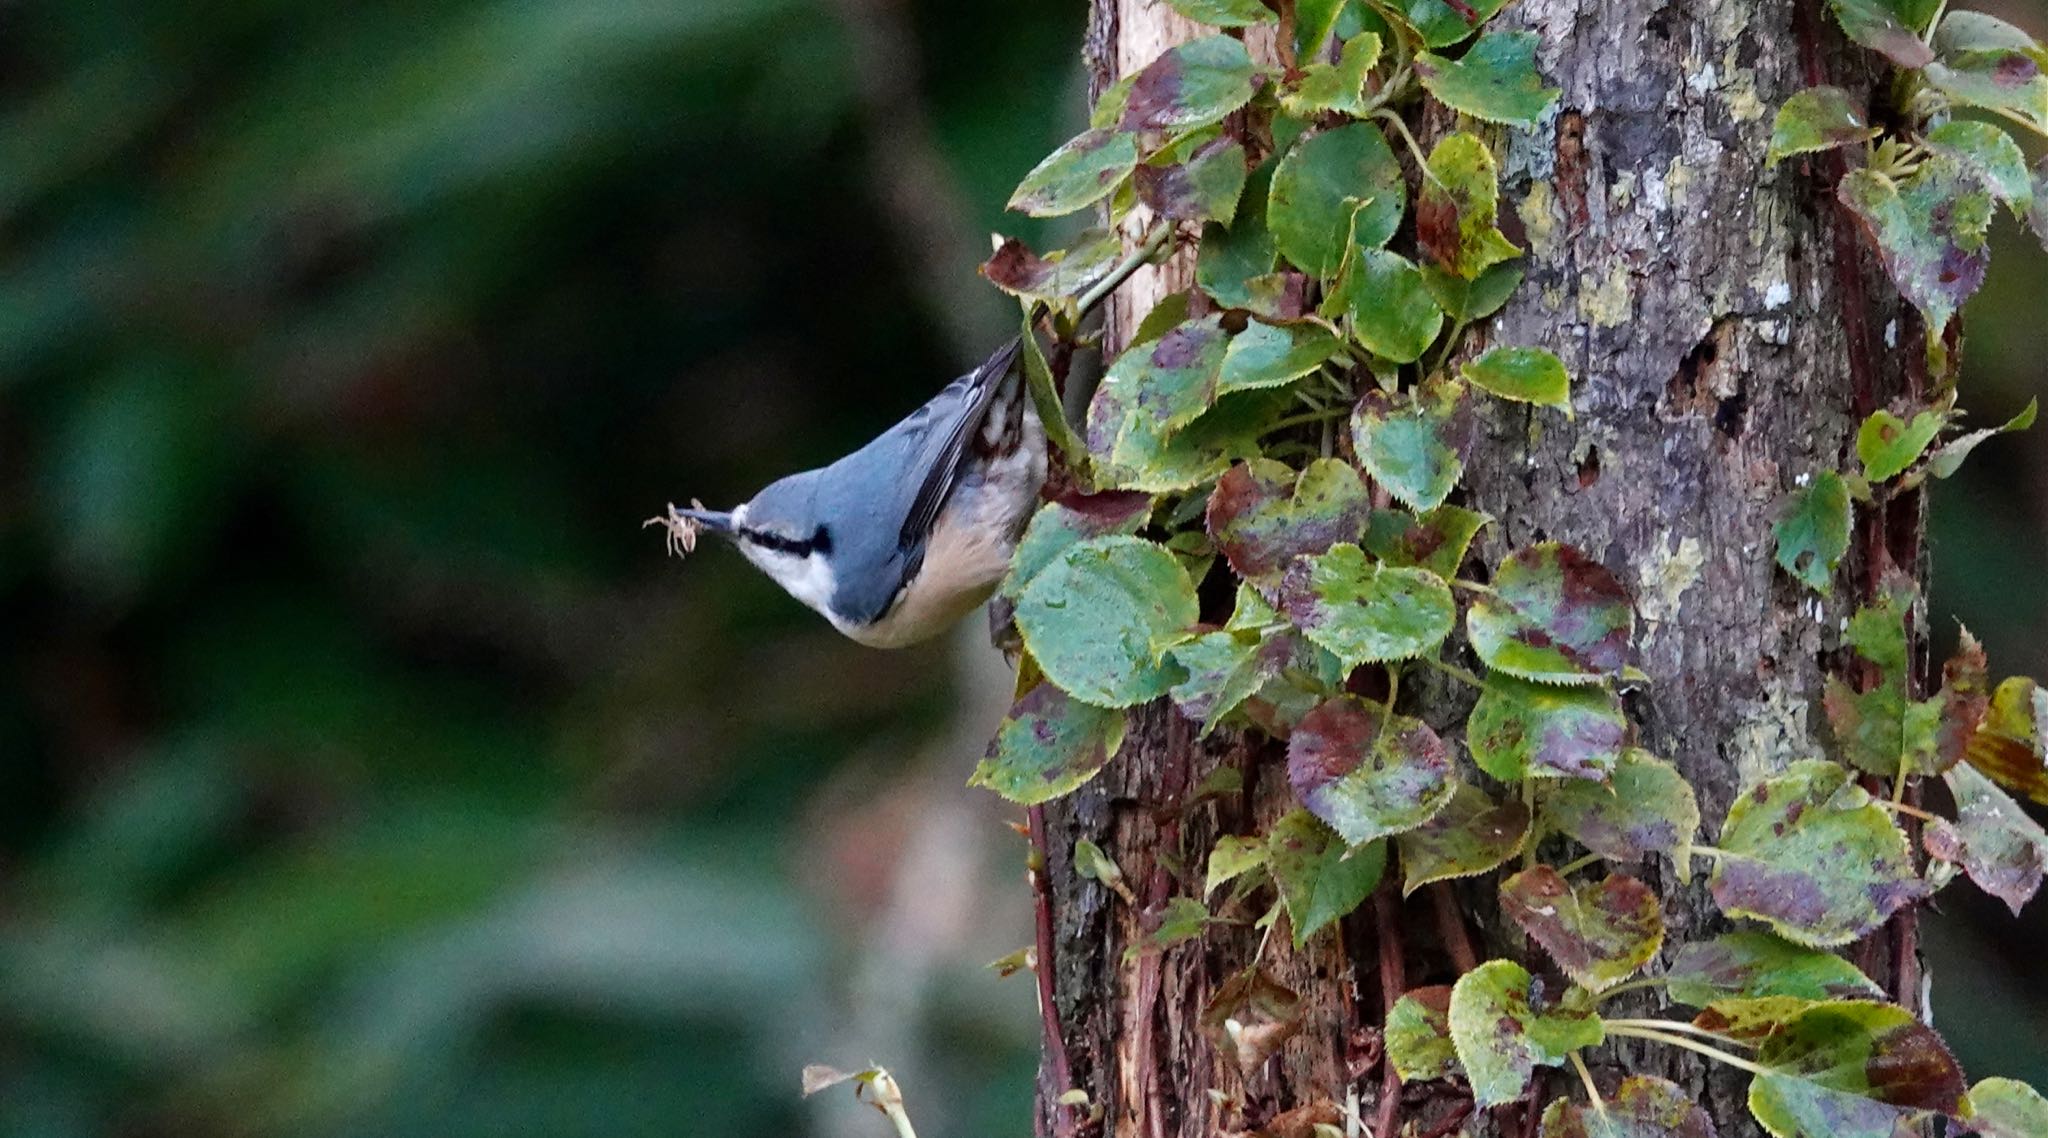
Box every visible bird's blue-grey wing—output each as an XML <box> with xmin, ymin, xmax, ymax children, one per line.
<box><xmin>894</xmin><ymin>337</ymin><xmax>1021</xmax><ymax>552</ymax></box>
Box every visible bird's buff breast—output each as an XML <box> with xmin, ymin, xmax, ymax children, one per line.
<box><xmin>844</xmin><ymin>508</ymin><xmax>1017</xmax><ymax>649</ymax></box>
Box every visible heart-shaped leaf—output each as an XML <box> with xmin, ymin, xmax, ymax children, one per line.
<box><xmin>1288</xmin><ymin>696</ymin><xmax>1456</xmax><ymax>844</ymax></box>
<box><xmin>1362</xmin><ymin>505</ymin><xmax>1490</xmax><ymax>579</ymax></box>
<box><xmin>1330</xmin><ymin>247</ymin><xmax>1444</xmax><ymax>364</ymax></box>
<box><xmin>1387</xmin><ymin>986</ymin><xmax>1460</xmax><ymax>1082</ymax></box>
<box><xmin>971</xmin><ymin>681</ymin><xmax>1129</xmax><ymax>804</ymax></box>
<box><xmin>1540</xmin><ymin>749</ymin><xmax>1702</xmax><ymax>863</ymax></box>
<box><xmin>1218</xmin><ymin>320</ymin><xmax>1344</xmax><ymax>394</ymax></box>
<box><xmin>1268</xmin><ymin>808</ymin><xmax>1387</xmax><ymax>946</ymax></box>
<box><xmin>1924</xmin><ymin>762</ymin><xmax>2048</xmax><ymax>915</ymax></box>
<box><xmin>1416</xmin><ymin>32</ymin><xmax>1561</xmax><ymax>126</ymax></box>
<box><xmin>1269</xmin><ymin>122</ymin><xmax>1406</xmax><ymax>276</ymax></box>
<box><xmin>1401</xmin><ymin>0</ymin><xmax>1511</xmax><ymax>48</ymax></box>
<box><xmin>1397</xmin><ymin>782</ymin><xmax>1531</xmax><ymax>894</ymax></box>
<box><xmin>1351</xmin><ymin>378</ymin><xmax>1473</xmax><ymax>512</ymax></box>
<box><xmin>1449</xmin><ymin>959</ymin><xmax>1606</xmax><ymax>1107</ymax></box>
<box><xmin>1540</xmin><ymin>1075</ymin><xmax>1715</xmax><ymax>1138</ymax></box>
<box><xmin>1461</xmin><ymin>346</ymin><xmax>1572</xmax><ymax>412</ymax></box>
<box><xmin>1278</xmin><ymin>544</ymin><xmax>1458</xmax><ymax>667</ymax></box>
<box><xmin>1468</xmin><ymin>543</ymin><xmax>1634</xmax><ymax>684</ymax></box>
<box><xmin>1501</xmin><ymin>866</ymin><xmax>1665</xmax><ymax>992</ymax></box>
<box><xmin>1664</xmin><ymin>931</ymin><xmax>1883</xmax><ymax>1009</ymax></box>
<box><xmin>1468</xmin><ymin>672</ymin><xmax>1627</xmax><ymax>781</ymax></box>
<box><xmin>1003</xmin><ymin>491</ymin><xmax>1154</xmax><ymax>600</ymax></box>
<box><xmin>1009</xmin><ymin>129</ymin><xmax>1141</xmax><ymax>217</ymax></box>
<box><xmin>1961</xmin><ymin>1078</ymin><xmax>2048</xmax><ymax>1138</ymax></box>
<box><xmin>1710</xmin><ymin>760</ymin><xmax>1925</xmax><ymax>946</ymax></box>
<box><xmin>1118</xmin><ymin>34</ymin><xmax>1261</xmax><ymax>132</ymax></box>
<box><xmin>1015</xmin><ymin>535</ymin><xmax>1201</xmax><ymax>708</ymax></box>
<box><xmin>1208</xmin><ymin>458</ymin><xmax>1373</xmax><ymax>587</ymax></box>
<box><xmin>1137</xmin><ymin>135</ymin><xmax>1250</xmax><ymax>226</ymax></box>
<box><xmin>1088</xmin><ymin>315</ymin><xmax>1233</xmax><ymax>453</ymax></box>
<box><xmin>1838</xmin><ymin>157</ymin><xmax>1993</xmax><ymax>337</ymax></box>
<box><xmin>1769</xmin><ymin>86</ymin><xmax>1882</xmax><ymax>164</ymax></box>
<box><xmin>1418</xmin><ymin>132</ymin><xmax>1522</xmax><ymax>280</ymax></box>
<box><xmin>1748</xmin><ymin>1001</ymin><xmax>1968</xmax><ymax>1137</ymax></box>
<box><xmin>1774</xmin><ymin>471</ymin><xmax>1852</xmax><ymax>595</ymax></box>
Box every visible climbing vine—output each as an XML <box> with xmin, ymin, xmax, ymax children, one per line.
<box><xmin>959</xmin><ymin>2</ymin><xmax>2048</xmax><ymax>1137</ymax></box>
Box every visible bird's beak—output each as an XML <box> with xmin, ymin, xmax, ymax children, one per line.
<box><xmin>672</xmin><ymin>506</ymin><xmax>735</xmax><ymax>535</ymax></box>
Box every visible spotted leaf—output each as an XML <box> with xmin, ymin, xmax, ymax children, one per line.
<box><xmin>1468</xmin><ymin>543</ymin><xmax>1634</xmax><ymax>685</ymax></box>
<box><xmin>1118</xmin><ymin>34</ymin><xmax>1261</xmax><ymax>132</ymax></box>
<box><xmin>1925</xmin><ymin>120</ymin><xmax>2034</xmax><ymax>217</ymax></box>
<box><xmin>972</xmin><ymin>682</ymin><xmax>1129</xmax><ymax>805</ymax></box>
<box><xmin>1540</xmin><ymin>749</ymin><xmax>1701</xmax><ymax>864</ymax></box>
<box><xmin>1351</xmin><ymin>378</ymin><xmax>1472</xmax><ymax>512</ymax></box>
<box><xmin>1278</xmin><ymin>544</ymin><xmax>1457</xmax><ymax>668</ymax></box>
<box><xmin>1418</xmin><ymin>132</ymin><xmax>1522</xmax><ymax>280</ymax></box>
<box><xmin>1924</xmin><ymin>762</ymin><xmax>2048</xmax><ymax>915</ymax></box>
<box><xmin>1468</xmin><ymin>672</ymin><xmax>1627</xmax><ymax>781</ymax></box>
<box><xmin>1137</xmin><ymin>135</ymin><xmax>1250</xmax><ymax>226</ymax></box>
<box><xmin>1449</xmin><ymin>959</ymin><xmax>1606</xmax><ymax>1108</ymax></box>
<box><xmin>1828</xmin><ymin>0</ymin><xmax>1938</xmax><ymax>68</ymax></box>
<box><xmin>1540</xmin><ymin>1075</ymin><xmax>1715</xmax><ymax>1138</ymax></box>
<box><xmin>1386</xmin><ymin>986</ymin><xmax>1460</xmax><ymax>1082</ymax></box>
<box><xmin>1664</xmin><ymin>931</ymin><xmax>1883</xmax><ymax>1009</ymax></box>
<box><xmin>1838</xmin><ymin>157</ymin><xmax>1993</xmax><ymax>338</ymax></box>
<box><xmin>1397</xmin><ymin>782</ymin><xmax>1530</xmax><ymax>894</ymax></box>
<box><xmin>1773</xmin><ymin>471</ymin><xmax>1852</xmax><ymax>595</ymax></box>
<box><xmin>1858</xmin><ymin>406</ymin><xmax>1948</xmax><ymax>482</ymax></box>
<box><xmin>1501</xmin><ymin>867</ymin><xmax>1664</xmax><ymax>993</ymax></box>
<box><xmin>1416</xmin><ymin>32</ymin><xmax>1561</xmax><ymax>126</ymax></box>
<box><xmin>1002</xmin><ymin>492</ymin><xmax>1153</xmax><ymax>600</ymax></box>
<box><xmin>1966</xmin><ymin>677</ymin><xmax>2048</xmax><ymax>805</ymax></box>
<box><xmin>1362</xmin><ymin>505</ymin><xmax>1490</xmax><ymax>579</ymax></box>
<box><xmin>1748</xmin><ymin>1001</ymin><xmax>1968</xmax><ymax>1138</ymax></box>
<box><xmin>982</xmin><ymin>229</ymin><xmax>1126</xmax><ymax>310</ymax></box>
<box><xmin>1208</xmin><ymin>458</ymin><xmax>1373</xmax><ymax>588</ymax></box>
<box><xmin>1288</xmin><ymin>696</ymin><xmax>1456</xmax><ymax>844</ymax></box>
<box><xmin>1218</xmin><ymin>321</ymin><xmax>1344</xmax><ymax>394</ymax></box>
<box><xmin>1008</xmin><ymin>129</ymin><xmax>1140</xmax><ymax>217</ymax></box>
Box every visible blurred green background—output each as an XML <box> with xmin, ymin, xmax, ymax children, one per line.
<box><xmin>0</xmin><ymin>3</ymin><xmax>2043</xmax><ymax>1136</ymax></box>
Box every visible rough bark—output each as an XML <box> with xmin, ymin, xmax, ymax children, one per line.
<box><xmin>1035</xmin><ymin>3</ymin><xmax>1917</xmax><ymax>1137</ymax></box>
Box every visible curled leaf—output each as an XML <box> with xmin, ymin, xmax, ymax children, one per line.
<box><xmin>1386</xmin><ymin>986</ymin><xmax>1460</xmax><ymax>1082</ymax></box>
<box><xmin>1925</xmin><ymin>762</ymin><xmax>2048</xmax><ymax>915</ymax></box>
<box><xmin>1769</xmin><ymin>86</ymin><xmax>1881</xmax><ymax>164</ymax></box>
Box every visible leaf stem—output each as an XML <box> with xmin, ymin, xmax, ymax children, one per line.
<box><xmin>1604</xmin><ymin>1019</ymin><xmax>1755</xmax><ymax>1050</ymax></box>
<box><xmin>864</xmin><ymin>1070</ymin><xmax>921</xmax><ymax>1138</ymax></box>
<box><xmin>1374</xmin><ymin>110</ymin><xmax>1442</xmax><ymax>188</ymax></box>
<box><xmin>1265</xmin><ymin>406</ymin><xmax>1353</xmax><ymax>434</ymax></box>
<box><xmin>1877</xmin><ymin>796</ymin><xmax>1938</xmax><ymax>823</ymax></box>
<box><xmin>1605</xmin><ymin>1026</ymin><xmax>1774</xmax><ymax>1077</ymax></box>
<box><xmin>1569</xmin><ymin>1051</ymin><xmax>1606</xmax><ymax>1117</ymax></box>
<box><xmin>1555</xmin><ymin>852</ymin><xmax>1603</xmax><ymax>877</ymax></box>
<box><xmin>1593</xmin><ymin>976</ymin><xmax>1668</xmax><ymax>1002</ymax></box>
<box><xmin>1522</xmin><ymin>776</ymin><xmax>1538</xmax><ymax>869</ymax></box>
<box><xmin>1449</xmin><ymin>578</ymin><xmax>1498</xmax><ymax>597</ymax></box>
<box><xmin>1422</xmin><ymin>655</ymin><xmax>1486</xmax><ymax>690</ymax></box>
<box><xmin>1075</xmin><ymin>223</ymin><xmax>1174</xmax><ymax>319</ymax></box>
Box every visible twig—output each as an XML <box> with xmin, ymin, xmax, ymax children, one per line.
<box><xmin>1075</xmin><ymin>223</ymin><xmax>1174</xmax><ymax>320</ymax></box>
<box><xmin>1430</xmin><ymin>883</ymin><xmax>1478</xmax><ymax>975</ymax></box>
<box><xmin>1373</xmin><ymin>882</ymin><xmax>1406</xmax><ymax>1138</ymax></box>
<box><xmin>1027</xmin><ymin>806</ymin><xmax>1078</xmax><ymax>1137</ymax></box>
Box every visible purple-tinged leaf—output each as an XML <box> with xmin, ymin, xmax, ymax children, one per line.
<box><xmin>1137</xmin><ymin>135</ymin><xmax>1250</xmax><ymax>226</ymax></box>
<box><xmin>1278</xmin><ymin>544</ymin><xmax>1458</xmax><ymax>668</ymax></box>
<box><xmin>1960</xmin><ymin>1077</ymin><xmax>2048</xmax><ymax>1138</ymax></box>
<box><xmin>1925</xmin><ymin>762</ymin><xmax>2048</xmax><ymax>915</ymax></box>
<box><xmin>1501</xmin><ymin>867</ymin><xmax>1664</xmax><ymax>992</ymax></box>
<box><xmin>1933</xmin><ymin>630</ymin><xmax>1990</xmax><ymax>772</ymax></box>
<box><xmin>1468</xmin><ymin>543</ymin><xmax>1634</xmax><ymax>685</ymax></box>
<box><xmin>1397</xmin><ymin>782</ymin><xmax>1530</xmax><ymax>894</ymax></box>
<box><xmin>1664</xmin><ymin>931</ymin><xmax>1882</xmax><ymax>1009</ymax></box>
<box><xmin>971</xmin><ymin>682</ymin><xmax>1129</xmax><ymax>805</ymax></box>
<box><xmin>1008</xmin><ymin>129</ymin><xmax>1140</xmax><ymax>217</ymax></box>
<box><xmin>1002</xmin><ymin>491</ymin><xmax>1153</xmax><ymax>600</ymax></box>
<box><xmin>1748</xmin><ymin>1001</ymin><xmax>1968</xmax><ymax>1136</ymax></box>
<box><xmin>1540</xmin><ymin>1075</ymin><xmax>1715</xmax><ymax>1138</ymax></box>
<box><xmin>1838</xmin><ymin>158</ymin><xmax>1994</xmax><ymax>337</ymax></box>
<box><xmin>1828</xmin><ymin>0</ymin><xmax>1937</xmax><ymax>68</ymax></box>
<box><xmin>1418</xmin><ymin>131</ymin><xmax>1522</xmax><ymax>280</ymax></box>
<box><xmin>1351</xmin><ymin>378</ymin><xmax>1473</xmax><ymax>512</ymax></box>
<box><xmin>1288</xmin><ymin>696</ymin><xmax>1456</xmax><ymax>844</ymax></box>
<box><xmin>1925</xmin><ymin>18</ymin><xmax>2048</xmax><ymax>131</ymax></box>
<box><xmin>1448</xmin><ymin>959</ymin><xmax>1605</xmax><ymax>1108</ymax></box>
<box><xmin>1386</xmin><ymin>986</ymin><xmax>1460</xmax><ymax>1082</ymax></box>
<box><xmin>1540</xmin><ymin>749</ymin><xmax>1702</xmax><ymax>864</ymax></box>
<box><xmin>1362</xmin><ymin>505</ymin><xmax>1491</xmax><ymax>579</ymax></box>
<box><xmin>1769</xmin><ymin>86</ymin><xmax>1881</xmax><ymax>164</ymax></box>
<box><xmin>1118</xmin><ymin>35</ymin><xmax>1261</xmax><ymax>133</ymax></box>
<box><xmin>983</xmin><ymin>229</ymin><xmax>1126</xmax><ymax>309</ymax></box>
<box><xmin>1924</xmin><ymin>120</ymin><xmax>2034</xmax><ymax>217</ymax></box>
<box><xmin>1468</xmin><ymin>672</ymin><xmax>1627</xmax><ymax>781</ymax></box>
<box><xmin>1207</xmin><ymin>458</ymin><xmax>1372</xmax><ymax>588</ymax></box>
<box><xmin>1710</xmin><ymin>760</ymin><xmax>1925</xmax><ymax>947</ymax></box>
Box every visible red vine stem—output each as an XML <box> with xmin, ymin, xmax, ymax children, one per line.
<box><xmin>1430</xmin><ymin>882</ymin><xmax>1479</xmax><ymax>975</ymax></box>
<box><xmin>1373</xmin><ymin>883</ymin><xmax>1406</xmax><ymax>1138</ymax></box>
<box><xmin>1026</xmin><ymin>805</ymin><xmax>1077</xmax><ymax>1137</ymax></box>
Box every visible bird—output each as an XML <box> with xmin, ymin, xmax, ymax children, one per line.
<box><xmin>647</xmin><ymin>337</ymin><xmax>1046</xmax><ymax>648</ymax></box>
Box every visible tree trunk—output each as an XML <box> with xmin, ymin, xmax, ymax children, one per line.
<box><xmin>1035</xmin><ymin>2</ymin><xmax>1917</xmax><ymax>1137</ymax></box>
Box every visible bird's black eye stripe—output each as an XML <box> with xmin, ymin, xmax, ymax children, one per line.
<box><xmin>740</xmin><ymin>525</ymin><xmax>825</xmax><ymax>556</ymax></box>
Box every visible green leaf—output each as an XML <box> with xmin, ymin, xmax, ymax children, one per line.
<box><xmin>1205</xmin><ymin>834</ymin><xmax>1271</xmax><ymax>896</ymax></box>
<box><xmin>1169</xmin><ymin>627</ymin><xmax>1296</xmax><ymax>729</ymax></box>
<box><xmin>1145</xmin><ymin>895</ymin><xmax>1217</xmax><ymax>950</ymax></box>
<box><xmin>1857</xmin><ymin>407</ymin><xmax>1948</xmax><ymax>482</ymax></box>
<box><xmin>1137</xmin><ymin>135</ymin><xmax>1250</xmax><ymax>226</ymax></box>
<box><xmin>1088</xmin><ymin>384</ymin><xmax>1280</xmax><ymax>493</ymax></box>
<box><xmin>1540</xmin><ymin>749</ymin><xmax>1702</xmax><ymax>863</ymax></box>
<box><xmin>1329</xmin><ymin>247</ymin><xmax>1444</xmax><ymax>364</ymax></box>
<box><xmin>1269</xmin><ymin>122</ymin><xmax>1406</xmax><ymax>276</ymax></box>
<box><xmin>1207</xmin><ymin>458</ymin><xmax>1373</xmax><ymax>587</ymax></box>
<box><xmin>982</xmin><ymin>229</ymin><xmax>1126</xmax><ymax>310</ymax></box>
<box><xmin>1118</xmin><ymin>34</ymin><xmax>1261</xmax><ymax>132</ymax></box>
<box><xmin>1397</xmin><ymin>782</ymin><xmax>1530</xmax><ymax>894</ymax></box>
<box><xmin>1424</xmin><ymin>261</ymin><xmax>1525</xmax><ymax>321</ymax></box>
<box><xmin>1002</xmin><ymin>492</ymin><xmax>1153</xmax><ymax>600</ymax></box>
<box><xmin>1710</xmin><ymin>760</ymin><xmax>1925</xmax><ymax>947</ymax></box>
<box><xmin>1294</xmin><ymin>0</ymin><xmax>1354</xmax><ymax>58</ymax></box>
<box><xmin>1468</xmin><ymin>542</ymin><xmax>1635</xmax><ymax>685</ymax></box>
<box><xmin>1663</xmin><ymin>931</ymin><xmax>1883</xmax><ymax>1009</ymax></box>
<box><xmin>1282</xmin><ymin>32</ymin><xmax>1383</xmax><ymax>117</ymax></box>
<box><xmin>1074</xmin><ymin>837</ymin><xmax>1133</xmax><ymax>900</ymax></box>
<box><xmin>1351</xmin><ymin>378</ymin><xmax>1471</xmax><ymax>511</ymax></box>
<box><xmin>1449</xmin><ymin>959</ymin><xmax>1605</xmax><ymax>1108</ymax></box>
<box><xmin>1824</xmin><ymin>585</ymin><xmax>1946</xmax><ymax>779</ymax></box>
<box><xmin>1926</xmin><ymin>17</ymin><xmax>2048</xmax><ymax>132</ymax></box>
<box><xmin>1962</xmin><ymin>1078</ymin><xmax>2048</xmax><ymax>1138</ymax></box>
<box><xmin>1418</xmin><ymin>132</ymin><xmax>1522</xmax><ymax>279</ymax></box>
<box><xmin>2033</xmin><ymin>154</ymin><xmax>2048</xmax><ymax>252</ymax></box>
<box><xmin>1540</xmin><ymin>1075</ymin><xmax>1715</xmax><ymax>1138</ymax></box>
<box><xmin>1008</xmin><ymin>128</ymin><xmax>1140</xmax><ymax>217</ymax></box>
<box><xmin>1838</xmin><ymin>158</ymin><xmax>1993</xmax><ymax>337</ymax></box>
<box><xmin>1386</xmin><ymin>986</ymin><xmax>1460</xmax><ymax>1082</ymax></box>
<box><xmin>1199</xmin><ymin>163</ymin><xmax>1280</xmax><ymax>309</ymax></box>
<box><xmin>1288</xmin><ymin>696</ymin><xmax>1456</xmax><ymax>844</ymax></box>
<box><xmin>1467</xmin><ymin>672</ymin><xmax>1627</xmax><ymax>781</ymax></box>
<box><xmin>1268</xmin><ymin>808</ymin><xmax>1387</xmax><ymax>946</ymax></box>
<box><xmin>1090</xmin><ymin>315</ymin><xmax>1233</xmax><ymax>449</ymax></box>
<box><xmin>1461</xmin><ymin>346</ymin><xmax>1572</xmax><ymax>412</ymax></box>
<box><xmin>1416</xmin><ymin>32</ymin><xmax>1562</xmax><ymax>127</ymax></box>
<box><xmin>1278</xmin><ymin>544</ymin><xmax>1458</xmax><ymax>668</ymax></box>
<box><xmin>1918</xmin><ymin>398</ymin><xmax>2038</xmax><ymax>482</ymax></box>
<box><xmin>1164</xmin><ymin>0</ymin><xmax>1277</xmax><ymax>27</ymax></box>
<box><xmin>1748</xmin><ymin>1002</ymin><xmax>1968</xmax><ymax>1137</ymax></box>
<box><xmin>1768</xmin><ymin>86</ymin><xmax>1881</xmax><ymax>165</ymax></box>
<box><xmin>1966</xmin><ymin>677</ymin><xmax>2048</xmax><ymax>806</ymax></box>
<box><xmin>971</xmin><ymin>682</ymin><xmax>1129</xmax><ymax>805</ymax></box>
<box><xmin>1924</xmin><ymin>762</ymin><xmax>2048</xmax><ymax>915</ymax></box>
<box><xmin>1361</xmin><ymin>505</ymin><xmax>1490</xmax><ymax>579</ymax></box>
<box><xmin>1924</xmin><ymin>120</ymin><xmax>2034</xmax><ymax>216</ymax></box>
<box><xmin>1500</xmin><ymin>867</ymin><xmax>1665</xmax><ymax>993</ymax></box>
<box><xmin>1828</xmin><ymin>0</ymin><xmax>1938</xmax><ymax>68</ymax></box>
<box><xmin>1401</xmin><ymin>0</ymin><xmax>1510</xmax><ymax>47</ymax></box>
<box><xmin>1218</xmin><ymin>320</ymin><xmax>1344</xmax><ymax>394</ymax></box>
<box><xmin>1773</xmin><ymin>470</ymin><xmax>1852</xmax><ymax>595</ymax></box>
<box><xmin>1014</xmin><ymin>535</ymin><xmax>1201</xmax><ymax>708</ymax></box>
